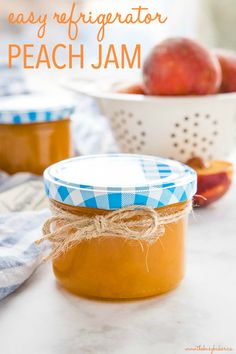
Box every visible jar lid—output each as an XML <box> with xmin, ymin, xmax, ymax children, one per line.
<box><xmin>0</xmin><ymin>93</ymin><xmax>76</xmax><ymax>124</ymax></box>
<box><xmin>44</xmin><ymin>154</ymin><xmax>197</xmax><ymax>210</ymax></box>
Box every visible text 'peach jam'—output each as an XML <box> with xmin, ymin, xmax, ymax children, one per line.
<box><xmin>0</xmin><ymin>93</ymin><xmax>75</xmax><ymax>175</ymax></box>
<box><xmin>44</xmin><ymin>154</ymin><xmax>197</xmax><ymax>300</ymax></box>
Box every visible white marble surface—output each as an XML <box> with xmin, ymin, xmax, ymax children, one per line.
<box><xmin>0</xmin><ymin>186</ymin><xmax>236</xmax><ymax>354</ymax></box>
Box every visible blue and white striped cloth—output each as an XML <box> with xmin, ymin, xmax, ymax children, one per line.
<box><xmin>0</xmin><ymin>210</ymin><xmax>49</xmax><ymax>300</ymax></box>
<box><xmin>0</xmin><ymin>63</ymin><xmax>30</xmax><ymax>97</ymax></box>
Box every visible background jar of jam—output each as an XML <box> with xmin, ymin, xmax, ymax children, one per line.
<box><xmin>0</xmin><ymin>93</ymin><xmax>75</xmax><ymax>175</ymax></box>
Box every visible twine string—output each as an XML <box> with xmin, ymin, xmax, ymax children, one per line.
<box><xmin>36</xmin><ymin>201</ymin><xmax>192</xmax><ymax>260</ymax></box>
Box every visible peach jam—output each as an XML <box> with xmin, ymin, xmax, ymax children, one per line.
<box><xmin>44</xmin><ymin>154</ymin><xmax>197</xmax><ymax>299</ymax></box>
<box><xmin>0</xmin><ymin>93</ymin><xmax>75</xmax><ymax>175</ymax></box>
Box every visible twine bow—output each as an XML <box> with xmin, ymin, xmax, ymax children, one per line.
<box><xmin>36</xmin><ymin>201</ymin><xmax>192</xmax><ymax>261</ymax></box>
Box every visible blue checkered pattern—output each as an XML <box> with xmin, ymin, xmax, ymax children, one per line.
<box><xmin>0</xmin><ymin>107</ymin><xmax>75</xmax><ymax>124</ymax></box>
<box><xmin>44</xmin><ymin>155</ymin><xmax>197</xmax><ymax>210</ymax></box>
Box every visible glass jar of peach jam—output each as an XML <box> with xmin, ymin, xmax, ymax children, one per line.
<box><xmin>0</xmin><ymin>93</ymin><xmax>75</xmax><ymax>175</ymax></box>
<box><xmin>44</xmin><ymin>154</ymin><xmax>197</xmax><ymax>299</ymax></box>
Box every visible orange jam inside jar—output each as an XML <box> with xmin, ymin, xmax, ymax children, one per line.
<box><xmin>0</xmin><ymin>93</ymin><xmax>75</xmax><ymax>175</ymax></box>
<box><xmin>44</xmin><ymin>154</ymin><xmax>197</xmax><ymax>300</ymax></box>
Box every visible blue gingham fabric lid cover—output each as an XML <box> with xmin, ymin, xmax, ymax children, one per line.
<box><xmin>44</xmin><ymin>154</ymin><xmax>197</xmax><ymax>210</ymax></box>
<box><xmin>0</xmin><ymin>93</ymin><xmax>76</xmax><ymax>124</ymax></box>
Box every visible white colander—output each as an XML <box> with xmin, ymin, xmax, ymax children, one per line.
<box><xmin>67</xmin><ymin>79</ymin><xmax>236</xmax><ymax>162</ymax></box>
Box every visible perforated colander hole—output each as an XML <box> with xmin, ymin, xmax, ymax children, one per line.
<box><xmin>140</xmin><ymin>141</ymin><xmax>146</xmax><ymax>146</ymax></box>
<box><xmin>120</xmin><ymin>110</ymin><xmax>125</xmax><ymax>115</ymax></box>
<box><xmin>128</xmin><ymin>113</ymin><xmax>133</xmax><ymax>118</ymax></box>
<box><xmin>171</xmin><ymin>111</ymin><xmax>221</xmax><ymax>160</ymax></box>
<box><xmin>137</xmin><ymin>121</ymin><xmax>142</xmax><ymax>126</ymax></box>
<box><xmin>141</xmin><ymin>131</ymin><xmax>146</xmax><ymax>137</ymax></box>
<box><xmin>122</xmin><ymin>118</ymin><xmax>126</xmax><ymax>124</ymax></box>
<box><xmin>132</xmin><ymin>135</ymin><xmax>137</xmax><ymax>141</ymax></box>
<box><xmin>118</xmin><ymin>134</ymin><xmax>124</xmax><ymax>140</ymax></box>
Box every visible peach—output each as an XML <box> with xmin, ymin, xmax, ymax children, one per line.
<box><xmin>216</xmin><ymin>50</ymin><xmax>236</xmax><ymax>93</ymax></box>
<box><xmin>143</xmin><ymin>37</ymin><xmax>222</xmax><ymax>96</ymax></box>
<box><xmin>186</xmin><ymin>157</ymin><xmax>233</xmax><ymax>207</ymax></box>
<box><xmin>115</xmin><ymin>83</ymin><xmax>145</xmax><ymax>95</ymax></box>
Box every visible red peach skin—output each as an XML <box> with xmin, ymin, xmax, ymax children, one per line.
<box><xmin>216</xmin><ymin>50</ymin><xmax>236</xmax><ymax>93</ymax></box>
<box><xmin>186</xmin><ymin>158</ymin><xmax>233</xmax><ymax>207</ymax></box>
<box><xmin>116</xmin><ymin>83</ymin><xmax>145</xmax><ymax>95</ymax></box>
<box><xmin>143</xmin><ymin>37</ymin><xmax>222</xmax><ymax>96</ymax></box>
<box><xmin>194</xmin><ymin>172</ymin><xmax>232</xmax><ymax>207</ymax></box>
